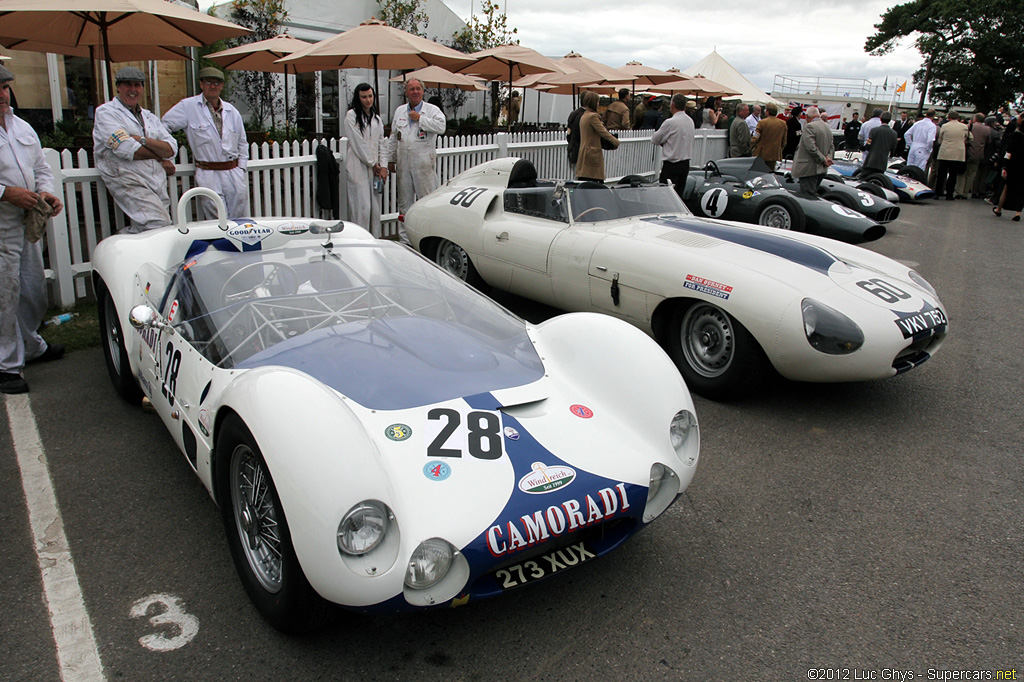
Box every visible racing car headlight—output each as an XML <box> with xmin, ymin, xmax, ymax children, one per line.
<box><xmin>337</xmin><ymin>501</ymin><xmax>391</xmax><ymax>556</ymax></box>
<box><xmin>801</xmin><ymin>299</ymin><xmax>864</xmax><ymax>355</ymax></box>
<box><xmin>645</xmin><ymin>463</ymin><xmax>681</xmax><ymax>523</ymax></box>
<box><xmin>908</xmin><ymin>270</ymin><xmax>938</xmax><ymax>298</ymax></box>
<box><xmin>405</xmin><ymin>538</ymin><xmax>454</xmax><ymax>589</ymax></box>
<box><xmin>670</xmin><ymin>410</ymin><xmax>699</xmax><ymax>467</ymax></box>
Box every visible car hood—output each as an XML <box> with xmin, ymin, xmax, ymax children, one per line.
<box><xmin>235</xmin><ymin>316</ymin><xmax>545</xmax><ymax>410</ymax></box>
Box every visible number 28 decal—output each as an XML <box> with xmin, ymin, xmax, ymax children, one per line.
<box><xmin>426</xmin><ymin>407</ymin><xmax>504</xmax><ymax>460</ymax></box>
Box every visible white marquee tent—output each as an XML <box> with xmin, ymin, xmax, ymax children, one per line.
<box><xmin>683</xmin><ymin>50</ymin><xmax>785</xmax><ymax>108</ymax></box>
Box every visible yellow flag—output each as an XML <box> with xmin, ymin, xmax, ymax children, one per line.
<box><xmin>895</xmin><ymin>80</ymin><xmax>907</xmax><ymax>94</ymax></box>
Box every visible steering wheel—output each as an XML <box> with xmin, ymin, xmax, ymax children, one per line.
<box><xmin>220</xmin><ymin>262</ymin><xmax>299</xmax><ymax>305</ymax></box>
<box><xmin>573</xmin><ymin>206</ymin><xmax>611</xmax><ymax>221</ymax></box>
<box><xmin>703</xmin><ymin>160</ymin><xmax>721</xmax><ymax>178</ymax></box>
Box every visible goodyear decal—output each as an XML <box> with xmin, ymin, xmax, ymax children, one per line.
<box><xmin>227</xmin><ymin>222</ymin><xmax>274</xmax><ymax>246</ymax></box>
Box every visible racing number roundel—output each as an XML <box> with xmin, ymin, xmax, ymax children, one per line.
<box><xmin>701</xmin><ymin>187</ymin><xmax>729</xmax><ymax>218</ymax></box>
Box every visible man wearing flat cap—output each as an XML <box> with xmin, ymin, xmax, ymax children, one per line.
<box><xmin>0</xmin><ymin>66</ymin><xmax>65</xmax><ymax>394</ymax></box>
<box><xmin>163</xmin><ymin>67</ymin><xmax>249</xmax><ymax>219</ymax></box>
<box><xmin>93</xmin><ymin>66</ymin><xmax>178</xmax><ymax>232</ymax></box>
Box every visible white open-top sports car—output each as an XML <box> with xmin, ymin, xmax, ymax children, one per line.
<box><xmin>403</xmin><ymin>158</ymin><xmax>949</xmax><ymax>401</ymax></box>
<box><xmin>92</xmin><ymin>189</ymin><xmax>699</xmax><ymax>633</ymax></box>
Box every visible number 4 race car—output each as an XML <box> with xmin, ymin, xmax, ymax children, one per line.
<box><xmin>92</xmin><ymin>188</ymin><xmax>700</xmax><ymax>633</ymax></box>
<box><xmin>403</xmin><ymin>158</ymin><xmax>949</xmax><ymax>401</ymax></box>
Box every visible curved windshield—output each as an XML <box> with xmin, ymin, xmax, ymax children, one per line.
<box><xmin>745</xmin><ymin>174</ymin><xmax>782</xmax><ymax>189</ymax></box>
<box><xmin>150</xmin><ymin>241</ymin><xmax>544</xmax><ymax>408</ymax></box>
<box><xmin>568</xmin><ymin>183</ymin><xmax>689</xmax><ymax>223</ymax></box>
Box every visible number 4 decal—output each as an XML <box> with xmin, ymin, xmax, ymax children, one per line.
<box><xmin>426</xmin><ymin>407</ymin><xmax>504</xmax><ymax>460</ymax></box>
<box><xmin>701</xmin><ymin>187</ymin><xmax>728</xmax><ymax>217</ymax></box>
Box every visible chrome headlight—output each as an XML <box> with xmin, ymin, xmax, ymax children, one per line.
<box><xmin>801</xmin><ymin>299</ymin><xmax>864</xmax><ymax>355</ymax></box>
<box><xmin>337</xmin><ymin>501</ymin><xmax>390</xmax><ymax>556</ymax></box>
<box><xmin>669</xmin><ymin>410</ymin><xmax>699</xmax><ymax>467</ymax></box>
<box><xmin>645</xmin><ymin>462</ymin><xmax>681</xmax><ymax>522</ymax></box>
<box><xmin>908</xmin><ymin>270</ymin><xmax>938</xmax><ymax>298</ymax></box>
<box><xmin>405</xmin><ymin>538</ymin><xmax>454</xmax><ymax>589</ymax></box>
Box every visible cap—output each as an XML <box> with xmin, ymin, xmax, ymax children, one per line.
<box><xmin>0</xmin><ymin>65</ymin><xmax>13</xmax><ymax>83</ymax></box>
<box><xmin>198</xmin><ymin>66</ymin><xmax>225</xmax><ymax>82</ymax></box>
<box><xmin>114</xmin><ymin>66</ymin><xmax>146</xmax><ymax>83</ymax></box>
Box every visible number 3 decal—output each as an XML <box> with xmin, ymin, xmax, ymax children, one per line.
<box><xmin>426</xmin><ymin>408</ymin><xmax>504</xmax><ymax>460</ymax></box>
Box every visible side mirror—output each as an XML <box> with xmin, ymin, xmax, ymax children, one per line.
<box><xmin>309</xmin><ymin>220</ymin><xmax>345</xmax><ymax>235</ymax></box>
<box><xmin>129</xmin><ymin>304</ymin><xmax>172</xmax><ymax>333</ymax></box>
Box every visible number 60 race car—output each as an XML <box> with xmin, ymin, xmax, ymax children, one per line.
<box><xmin>92</xmin><ymin>189</ymin><xmax>700</xmax><ymax>633</ymax></box>
<box><xmin>403</xmin><ymin>158</ymin><xmax>949</xmax><ymax>401</ymax></box>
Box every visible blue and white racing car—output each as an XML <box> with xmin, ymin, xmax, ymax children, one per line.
<box><xmin>92</xmin><ymin>189</ymin><xmax>700</xmax><ymax>633</ymax></box>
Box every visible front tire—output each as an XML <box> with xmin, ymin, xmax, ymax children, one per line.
<box><xmin>757</xmin><ymin>197</ymin><xmax>805</xmax><ymax>232</ymax></box>
<box><xmin>667</xmin><ymin>302</ymin><xmax>768</xmax><ymax>401</ymax></box>
<box><xmin>862</xmin><ymin>172</ymin><xmax>895</xmax><ymax>191</ymax></box>
<box><xmin>216</xmin><ymin>415</ymin><xmax>332</xmax><ymax>633</ymax></box>
<box><xmin>96</xmin><ymin>278</ymin><xmax>143</xmax><ymax>404</ymax></box>
<box><xmin>433</xmin><ymin>238</ymin><xmax>484</xmax><ymax>288</ymax></box>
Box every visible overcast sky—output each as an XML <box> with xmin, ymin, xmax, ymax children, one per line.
<box><xmin>200</xmin><ymin>0</ymin><xmax>926</xmax><ymax>98</ymax></box>
<box><xmin>440</xmin><ymin>0</ymin><xmax>924</xmax><ymax>96</ymax></box>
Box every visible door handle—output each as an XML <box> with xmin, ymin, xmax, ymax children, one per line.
<box><xmin>495</xmin><ymin>231</ymin><xmax>509</xmax><ymax>241</ymax></box>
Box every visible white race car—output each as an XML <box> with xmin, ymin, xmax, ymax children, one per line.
<box><xmin>92</xmin><ymin>189</ymin><xmax>700</xmax><ymax>633</ymax></box>
<box><xmin>404</xmin><ymin>158</ymin><xmax>949</xmax><ymax>400</ymax></box>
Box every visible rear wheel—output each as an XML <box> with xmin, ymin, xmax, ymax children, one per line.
<box><xmin>216</xmin><ymin>415</ymin><xmax>332</xmax><ymax>633</ymax></box>
<box><xmin>855</xmin><ymin>182</ymin><xmax>887</xmax><ymax>199</ymax></box>
<box><xmin>822</xmin><ymin>190</ymin><xmax>858</xmax><ymax>211</ymax></box>
<box><xmin>862</xmin><ymin>172</ymin><xmax>895</xmax><ymax>191</ymax></box>
<box><xmin>667</xmin><ymin>302</ymin><xmax>768</xmax><ymax>401</ymax></box>
<box><xmin>433</xmin><ymin>238</ymin><xmax>484</xmax><ymax>288</ymax></box>
<box><xmin>896</xmin><ymin>164</ymin><xmax>927</xmax><ymax>183</ymax></box>
<box><xmin>757</xmin><ymin>197</ymin><xmax>805</xmax><ymax>232</ymax></box>
<box><xmin>96</xmin><ymin>279</ymin><xmax>143</xmax><ymax>404</ymax></box>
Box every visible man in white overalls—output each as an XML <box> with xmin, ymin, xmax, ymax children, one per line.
<box><xmin>0</xmin><ymin>65</ymin><xmax>65</xmax><ymax>394</ymax></box>
<box><xmin>163</xmin><ymin>67</ymin><xmax>249</xmax><ymax>219</ymax></box>
<box><xmin>93</xmin><ymin>66</ymin><xmax>178</xmax><ymax>232</ymax></box>
<box><xmin>388</xmin><ymin>78</ymin><xmax>446</xmax><ymax>243</ymax></box>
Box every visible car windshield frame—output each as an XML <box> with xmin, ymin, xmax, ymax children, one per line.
<box><xmin>144</xmin><ymin>240</ymin><xmax>539</xmax><ymax>373</ymax></box>
<box><xmin>566</xmin><ymin>182</ymin><xmax>691</xmax><ymax>223</ymax></box>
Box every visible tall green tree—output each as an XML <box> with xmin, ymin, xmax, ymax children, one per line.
<box><xmin>450</xmin><ymin>1</ymin><xmax>519</xmax><ymax>123</ymax></box>
<box><xmin>865</xmin><ymin>0</ymin><xmax>1024</xmax><ymax>113</ymax></box>
<box><xmin>376</xmin><ymin>0</ymin><xmax>429</xmax><ymax>37</ymax></box>
<box><xmin>230</xmin><ymin>0</ymin><xmax>288</xmax><ymax>128</ymax></box>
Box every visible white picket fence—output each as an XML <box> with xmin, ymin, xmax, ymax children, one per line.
<box><xmin>43</xmin><ymin>128</ymin><xmax>727</xmax><ymax>306</ymax></box>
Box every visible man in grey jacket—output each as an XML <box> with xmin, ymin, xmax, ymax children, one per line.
<box><xmin>730</xmin><ymin>104</ymin><xmax>751</xmax><ymax>157</ymax></box>
<box><xmin>791</xmin><ymin>107</ymin><xmax>834</xmax><ymax>196</ymax></box>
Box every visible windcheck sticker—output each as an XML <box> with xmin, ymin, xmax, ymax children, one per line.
<box><xmin>684</xmin><ymin>274</ymin><xmax>733</xmax><ymax>300</ymax></box>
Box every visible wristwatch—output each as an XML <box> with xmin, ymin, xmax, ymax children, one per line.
<box><xmin>140</xmin><ymin>136</ymin><xmax>148</xmax><ymax>147</ymax></box>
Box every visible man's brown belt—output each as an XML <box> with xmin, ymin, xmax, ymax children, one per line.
<box><xmin>195</xmin><ymin>159</ymin><xmax>239</xmax><ymax>171</ymax></box>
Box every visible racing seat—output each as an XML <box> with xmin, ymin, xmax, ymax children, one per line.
<box><xmin>508</xmin><ymin>159</ymin><xmax>539</xmax><ymax>189</ymax></box>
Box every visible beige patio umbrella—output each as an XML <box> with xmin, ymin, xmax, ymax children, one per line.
<box><xmin>651</xmin><ymin>75</ymin><xmax>740</xmax><ymax>98</ymax></box>
<box><xmin>618</xmin><ymin>60</ymin><xmax>678</xmax><ymax>116</ymax></box>
<box><xmin>206</xmin><ymin>35</ymin><xmax>310</xmax><ymax>129</ymax></box>
<box><xmin>389</xmin><ymin>64</ymin><xmax>485</xmax><ymax>92</ymax></box>
<box><xmin>530</xmin><ymin>52</ymin><xmax>633</xmax><ymax>107</ymax></box>
<box><xmin>0</xmin><ymin>0</ymin><xmax>250</xmax><ymax>98</ymax></box>
<box><xmin>455</xmin><ymin>44</ymin><xmax>562</xmax><ymax>130</ymax></box>
<box><xmin>277</xmin><ymin>18</ymin><xmax>474</xmax><ymax>111</ymax></box>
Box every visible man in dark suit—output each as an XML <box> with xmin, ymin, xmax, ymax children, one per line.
<box><xmin>863</xmin><ymin>111</ymin><xmax>898</xmax><ymax>173</ymax></box>
<box><xmin>892</xmin><ymin>110</ymin><xmax>913</xmax><ymax>159</ymax></box>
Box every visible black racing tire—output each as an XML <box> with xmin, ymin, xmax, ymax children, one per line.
<box><xmin>433</xmin><ymin>238</ymin><xmax>485</xmax><ymax>289</ymax></box>
<box><xmin>821</xmin><ymin>190</ymin><xmax>859</xmax><ymax>211</ymax></box>
<box><xmin>895</xmin><ymin>164</ymin><xmax>927</xmax><ymax>183</ymax></box>
<box><xmin>215</xmin><ymin>414</ymin><xmax>332</xmax><ymax>634</ymax></box>
<box><xmin>862</xmin><ymin>172</ymin><xmax>896</xmax><ymax>191</ymax></box>
<box><xmin>666</xmin><ymin>301</ymin><xmax>769</xmax><ymax>401</ymax></box>
<box><xmin>96</xmin><ymin>278</ymin><xmax>143</xmax><ymax>405</ymax></box>
<box><xmin>756</xmin><ymin>196</ymin><xmax>806</xmax><ymax>232</ymax></box>
<box><xmin>855</xmin><ymin>182</ymin><xmax>887</xmax><ymax>199</ymax></box>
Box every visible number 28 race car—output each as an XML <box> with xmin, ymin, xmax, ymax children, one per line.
<box><xmin>92</xmin><ymin>189</ymin><xmax>700</xmax><ymax>633</ymax></box>
<box><xmin>403</xmin><ymin>158</ymin><xmax>949</xmax><ymax>401</ymax></box>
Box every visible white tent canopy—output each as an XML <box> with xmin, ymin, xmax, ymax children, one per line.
<box><xmin>683</xmin><ymin>50</ymin><xmax>785</xmax><ymax>108</ymax></box>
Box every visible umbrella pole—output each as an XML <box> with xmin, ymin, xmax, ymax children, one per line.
<box><xmin>101</xmin><ymin>19</ymin><xmax>113</xmax><ymax>101</ymax></box>
<box><xmin>507</xmin><ymin>62</ymin><xmax>512</xmax><ymax>132</ymax></box>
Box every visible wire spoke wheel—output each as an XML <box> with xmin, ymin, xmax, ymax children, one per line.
<box><xmin>230</xmin><ymin>443</ymin><xmax>283</xmax><ymax>593</ymax></box>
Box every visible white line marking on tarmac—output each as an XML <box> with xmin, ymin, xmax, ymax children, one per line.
<box><xmin>6</xmin><ymin>394</ymin><xmax>106</xmax><ymax>682</ymax></box>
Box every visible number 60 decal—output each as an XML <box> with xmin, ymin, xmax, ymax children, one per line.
<box><xmin>450</xmin><ymin>187</ymin><xmax>487</xmax><ymax>207</ymax></box>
